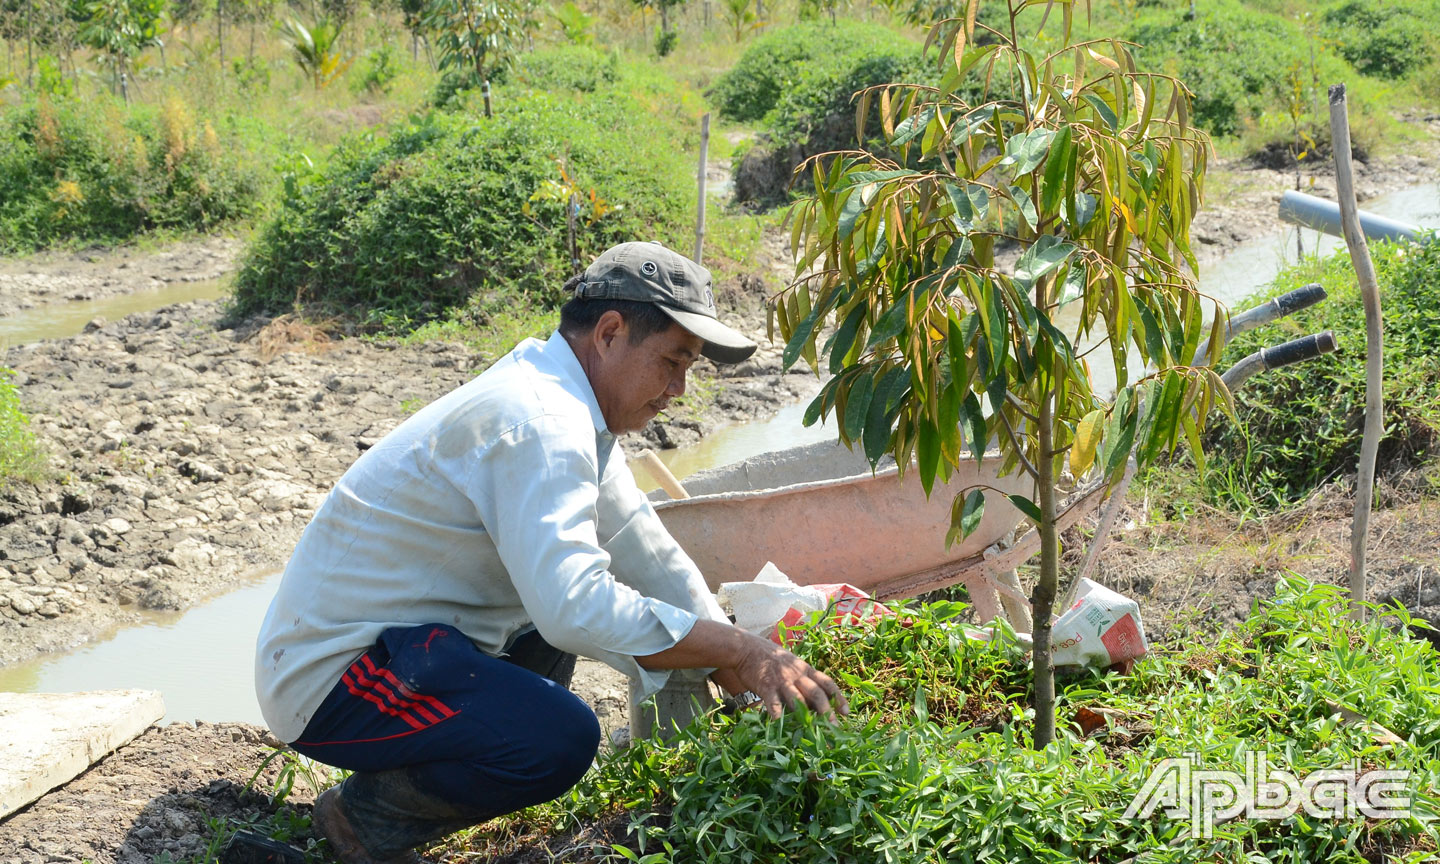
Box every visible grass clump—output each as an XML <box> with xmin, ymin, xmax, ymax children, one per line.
<box><xmin>457</xmin><ymin>579</ymin><xmax>1440</xmax><ymax>862</ymax></box>
<box><xmin>0</xmin><ymin>368</ymin><xmax>46</xmax><ymax>487</ymax></box>
<box><xmin>1204</xmin><ymin>236</ymin><xmax>1440</xmax><ymax>511</ymax></box>
<box><xmin>0</xmin><ymin>94</ymin><xmax>264</xmax><ymax>253</ymax></box>
<box><xmin>231</xmin><ymin>85</ymin><xmax>696</xmax><ymax>333</ymax></box>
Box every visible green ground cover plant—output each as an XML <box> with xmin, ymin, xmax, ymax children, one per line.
<box><xmin>0</xmin><ymin>93</ymin><xmax>264</xmax><ymax>253</ymax></box>
<box><xmin>0</xmin><ymin>367</ymin><xmax>46</xmax><ymax>487</ymax></box>
<box><xmin>1203</xmin><ymin>236</ymin><xmax>1440</xmax><ymax>511</ymax></box>
<box><xmin>455</xmin><ymin>579</ymin><xmax>1440</xmax><ymax>862</ymax></box>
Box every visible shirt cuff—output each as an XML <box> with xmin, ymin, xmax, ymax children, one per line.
<box><xmin>584</xmin><ymin>598</ymin><xmax>700</xmax><ymax>698</ymax></box>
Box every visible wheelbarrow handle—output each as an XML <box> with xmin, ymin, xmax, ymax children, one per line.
<box><xmin>1220</xmin><ymin>330</ymin><xmax>1339</xmax><ymax>391</ymax></box>
<box><xmin>1225</xmin><ymin>282</ymin><xmax>1328</xmax><ymax>343</ymax></box>
<box><xmin>1193</xmin><ymin>283</ymin><xmax>1329</xmax><ymax>367</ymax></box>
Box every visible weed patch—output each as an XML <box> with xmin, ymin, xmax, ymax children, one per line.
<box><xmin>1203</xmin><ymin>237</ymin><xmax>1440</xmax><ymax>511</ymax></box>
<box><xmin>0</xmin><ymin>367</ymin><xmax>47</xmax><ymax>487</ymax></box>
<box><xmin>459</xmin><ymin>579</ymin><xmax>1440</xmax><ymax>862</ymax></box>
<box><xmin>0</xmin><ymin>94</ymin><xmax>265</xmax><ymax>253</ymax></box>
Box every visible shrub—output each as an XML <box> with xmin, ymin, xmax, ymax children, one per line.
<box><xmin>1321</xmin><ymin>0</ymin><xmax>1440</xmax><ymax>80</ymax></box>
<box><xmin>511</xmin><ymin>44</ymin><xmax>619</xmax><ymax>93</ymax></box>
<box><xmin>0</xmin><ymin>368</ymin><xmax>46</xmax><ymax>488</ymax></box>
<box><xmin>231</xmin><ymin>89</ymin><xmax>696</xmax><ymax>331</ymax></box>
<box><xmin>1205</xmin><ymin>236</ymin><xmax>1440</xmax><ymax>510</ymax></box>
<box><xmin>727</xmin><ymin>25</ymin><xmax>933</xmax><ymax>205</ymax></box>
<box><xmin>1125</xmin><ymin>1</ymin><xmax>1355</xmax><ymax>139</ymax></box>
<box><xmin>709</xmin><ymin>20</ymin><xmax>919</xmax><ymax>124</ymax></box>
<box><xmin>0</xmin><ymin>95</ymin><xmax>264</xmax><ymax>253</ymax></box>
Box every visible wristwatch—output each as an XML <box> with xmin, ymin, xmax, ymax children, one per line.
<box><xmin>724</xmin><ymin>690</ymin><xmax>763</xmax><ymax>712</ymax></box>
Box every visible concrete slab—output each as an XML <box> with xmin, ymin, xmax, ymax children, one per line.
<box><xmin>0</xmin><ymin>689</ymin><xmax>165</xmax><ymax>819</ymax></box>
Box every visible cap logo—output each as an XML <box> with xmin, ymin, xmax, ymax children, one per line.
<box><xmin>640</xmin><ymin>261</ymin><xmax>658</xmax><ymax>277</ymax></box>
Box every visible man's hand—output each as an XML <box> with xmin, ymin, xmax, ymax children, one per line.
<box><xmin>637</xmin><ymin>619</ymin><xmax>848</xmax><ymax>720</ymax></box>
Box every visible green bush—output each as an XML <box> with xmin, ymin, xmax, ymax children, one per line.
<box><xmin>709</xmin><ymin>20</ymin><xmax>920</xmax><ymax>124</ymax></box>
<box><xmin>474</xmin><ymin>580</ymin><xmax>1440</xmax><ymax>862</ymax></box>
<box><xmin>1125</xmin><ymin>1</ymin><xmax>1356</xmax><ymax>139</ymax></box>
<box><xmin>512</xmin><ymin>44</ymin><xmax>620</xmax><ymax>93</ymax></box>
<box><xmin>231</xmin><ymin>89</ymin><xmax>696</xmax><ymax>331</ymax></box>
<box><xmin>1322</xmin><ymin>0</ymin><xmax>1440</xmax><ymax>80</ymax></box>
<box><xmin>0</xmin><ymin>95</ymin><xmax>264</xmax><ymax>253</ymax></box>
<box><xmin>1205</xmin><ymin>237</ymin><xmax>1440</xmax><ymax>510</ymax></box>
<box><xmin>0</xmin><ymin>368</ymin><xmax>46</xmax><ymax>488</ymax></box>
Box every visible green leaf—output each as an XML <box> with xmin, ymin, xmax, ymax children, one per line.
<box><xmin>1000</xmin><ymin>128</ymin><xmax>1055</xmax><ymax>175</ymax></box>
<box><xmin>1066</xmin><ymin>192</ymin><xmax>1098</xmax><ymax>230</ymax></box>
<box><xmin>1081</xmin><ymin>91</ymin><xmax>1118</xmax><ymax>131</ymax></box>
<box><xmin>837</xmin><ymin>191</ymin><xmax>866</xmax><ymax>242</ymax></box>
<box><xmin>960</xmin><ymin>392</ymin><xmax>986</xmax><ymax>457</ymax></box>
<box><xmin>840</xmin><ymin>169</ymin><xmax>921</xmax><ymax>188</ymax></box>
<box><xmin>1009</xmin><ymin>184</ymin><xmax>1038</xmax><ymax>232</ymax></box>
<box><xmin>842</xmin><ymin>369</ymin><xmax>876</xmax><ymax>442</ymax></box>
<box><xmin>1058</xmin><ymin>262</ymin><xmax>1086</xmax><ymax>307</ymax></box>
<box><xmin>864</xmin><ymin>365</ymin><xmax>910</xmax><ymax>465</ymax></box>
<box><xmin>1014</xmin><ymin>235</ymin><xmax>1076</xmax><ymax>287</ymax></box>
<box><xmin>890</xmin><ymin>109</ymin><xmax>937</xmax><ymax>147</ymax></box>
<box><xmin>781</xmin><ymin>298</ymin><xmax>824</xmax><ymax>372</ymax></box>
<box><xmin>1006</xmin><ymin>494</ymin><xmax>1041</xmax><ymax>522</ymax></box>
<box><xmin>826</xmin><ymin>303</ymin><xmax>868</xmax><ymax>375</ymax></box>
<box><xmin>917</xmin><ymin>421</ymin><xmax>939</xmax><ymax>497</ymax></box>
<box><xmin>959</xmin><ymin>489</ymin><xmax>985</xmax><ymax>539</ymax></box>
<box><xmin>1040</xmin><ymin>125</ymin><xmax>1072</xmax><ymax>215</ymax></box>
<box><xmin>803</xmin><ymin>375</ymin><xmax>843</xmax><ymax>427</ymax></box>
<box><xmin>867</xmin><ymin>291</ymin><xmax>912</xmax><ymax>349</ymax></box>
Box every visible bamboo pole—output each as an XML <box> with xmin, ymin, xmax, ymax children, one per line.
<box><xmin>1329</xmin><ymin>83</ymin><xmax>1384</xmax><ymax>622</ymax></box>
<box><xmin>694</xmin><ymin>113</ymin><xmax>710</xmax><ymax>264</ymax></box>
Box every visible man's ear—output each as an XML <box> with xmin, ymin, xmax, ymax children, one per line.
<box><xmin>593</xmin><ymin>310</ymin><xmax>627</xmax><ymax>356</ymax></box>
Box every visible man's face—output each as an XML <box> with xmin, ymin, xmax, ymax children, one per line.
<box><xmin>592</xmin><ymin>317</ymin><xmax>704</xmax><ymax>434</ymax></box>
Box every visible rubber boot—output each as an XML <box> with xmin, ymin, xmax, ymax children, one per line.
<box><xmin>318</xmin><ymin>767</ymin><xmax>486</xmax><ymax>862</ymax></box>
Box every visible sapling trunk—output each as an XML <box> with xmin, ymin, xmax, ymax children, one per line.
<box><xmin>1031</xmin><ymin>275</ymin><xmax>1058</xmax><ymax>750</ymax></box>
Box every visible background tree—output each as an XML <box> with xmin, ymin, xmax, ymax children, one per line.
<box><xmin>424</xmin><ymin>0</ymin><xmax>538</xmax><ymax>89</ymax></box>
<box><xmin>279</xmin><ymin>15</ymin><xmax>349</xmax><ymax>88</ymax></box>
<box><xmin>79</xmin><ymin>0</ymin><xmax>166</xmax><ymax>94</ymax></box>
<box><xmin>777</xmin><ymin>0</ymin><xmax>1222</xmax><ymax>748</ymax></box>
<box><xmin>720</xmin><ymin>0</ymin><xmax>758</xmax><ymax>41</ymax></box>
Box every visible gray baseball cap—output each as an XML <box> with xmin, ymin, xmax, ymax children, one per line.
<box><xmin>575</xmin><ymin>241</ymin><xmax>758</xmax><ymax>364</ymax></box>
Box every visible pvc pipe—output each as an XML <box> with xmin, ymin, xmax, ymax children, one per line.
<box><xmin>1278</xmin><ymin>190</ymin><xmax>1422</xmax><ymax>243</ymax></box>
<box><xmin>1219</xmin><ymin>331</ymin><xmax>1339</xmax><ymax>391</ymax></box>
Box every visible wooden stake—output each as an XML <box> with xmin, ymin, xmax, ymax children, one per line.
<box><xmin>1329</xmin><ymin>83</ymin><xmax>1384</xmax><ymax>622</ymax></box>
<box><xmin>694</xmin><ymin>113</ymin><xmax>711</xmax><ymax>264</ymax></box>
<box><xmin>482</xmin><ymin>79</ymin><xmax>492</xmax><ymax>118</ymax></box>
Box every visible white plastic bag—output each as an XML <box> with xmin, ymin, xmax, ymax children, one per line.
<box><xmin>717</xmin><ymin>562</ymin><xmax>829</xmax><ymax>638</ymax></box>
<box><xmin>1050</xmin><ymin>578</ymin><xmax>1148</xmax><ymax>670</ymax></box>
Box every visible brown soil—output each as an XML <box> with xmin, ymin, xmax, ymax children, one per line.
<box><xmin>1</xmin><ymin>148</ymin><xmax>1438</xmax><ymax>862</ymax></box>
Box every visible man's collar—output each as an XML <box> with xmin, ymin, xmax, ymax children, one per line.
<box><xmin>543</xmin><ymin>330</ymin><xmax>611</xmax><ymax>436</ymax></box>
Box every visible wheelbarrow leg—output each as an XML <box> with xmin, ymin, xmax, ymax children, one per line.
<box><xmin>995</xmin><ymin>570</ymin><xmax>1033</xmax><ymax>633</ymax></box>
<box><xmin>629</xmin><ymin>673</ymin><xmax>716</xmax><ymax>741</ymax></box>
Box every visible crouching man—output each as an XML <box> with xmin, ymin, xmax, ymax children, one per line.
<box><xmin>254</xmin><ymin>241</ymin><xmax>846</xmax><ymax>864</ymax></box>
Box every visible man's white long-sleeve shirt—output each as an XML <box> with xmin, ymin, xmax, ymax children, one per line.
<box><xmin>254</xmin><ymin>330</ymin><xmax>726</xmax><ymax>742</ymax></box>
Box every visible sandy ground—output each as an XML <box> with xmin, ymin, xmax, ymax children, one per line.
<box><xmin>1</xmin><ymin>145</ymin><xmax>1438</xmax><ymax>862</ymax></box>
